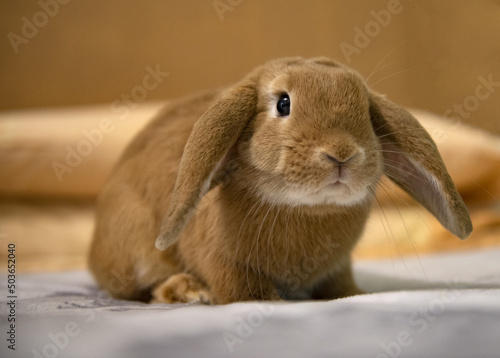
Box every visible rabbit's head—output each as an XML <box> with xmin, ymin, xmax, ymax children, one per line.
<box><xmin>155</xmin><ymin>57</ymin><xmax>472</xmax><ymax>250</ymax></box>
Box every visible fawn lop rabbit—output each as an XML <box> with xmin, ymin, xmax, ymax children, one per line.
<box><xmin>89</xmin><ymin>57</ymin><xmax>472</xmax><ymax>304</ymax></box>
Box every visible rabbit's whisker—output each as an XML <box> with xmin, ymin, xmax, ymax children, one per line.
<box><xmin>365</xmin><ymin>39</ymin><xmax>409</xmax><ymax>85</ymax></box>
<box><xmin>244</xmin><ymin>199</ymin><xmax>265</xmax><ymax>300</ymax></box>
<box><xmin>369</xmin><ymin>69</ymin><xmax>410</xmax><ymax>89</ymax></box>
<box><xmin>374</xmin><ymin>180</ymin><xmax>430</xmax><ymax>283</ymax></box>
<box><xmin>255</xmin><ymin>203</ymin><xmax>274</xmax><ymax>299</ymax></box>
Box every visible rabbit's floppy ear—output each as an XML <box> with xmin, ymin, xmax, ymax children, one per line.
<box><xmin>369</xmin><ymin>92</ymin><xmax>473</xmax><ymax>239</ymax></box>
<box><xmin>155</xmin><ymin>77</ymin><xmax>259</xmax><ymax>250</ymax></box>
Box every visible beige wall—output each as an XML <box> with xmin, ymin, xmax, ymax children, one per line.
<box><xmin>1</xmin><ymin>0</ymin><xmax>499</xmax><ymax>134</ymax></box>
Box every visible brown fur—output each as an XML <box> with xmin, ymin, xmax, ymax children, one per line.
<box><xmin>89</xmin><ymin>57</ymin><xmax>472</xmax><ymax>304</ymax></box>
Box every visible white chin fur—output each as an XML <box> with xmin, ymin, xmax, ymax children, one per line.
<box><xmin>260</xmin><ymin>183</ymin><xmax>370</xmax><ymax>207</ymax></box>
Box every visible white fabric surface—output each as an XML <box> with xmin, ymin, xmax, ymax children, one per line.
<box><xmin>2</xmin><ymin>248</ymin><xmax>500</xmax><ymax>358</ymax></box>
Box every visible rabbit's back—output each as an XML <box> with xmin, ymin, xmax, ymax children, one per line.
<box><xmin>89</xmin><ymin>89</ymin><xmax>221</xmax><ymax>300</ymax></box>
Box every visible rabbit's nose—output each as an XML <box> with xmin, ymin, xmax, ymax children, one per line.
<box><xmin>323</xmin><ymin>152</ymin><xmax>357</xmax><ymax>165</ymax></box>
<box><xmin>325</xmin><ymin>154</ymin><xmax>345</xmax><ymax>165</ymax></box>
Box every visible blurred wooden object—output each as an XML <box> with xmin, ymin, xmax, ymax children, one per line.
<box><xmin>0</xmin><ymin>103</ymin><xmax>163</xmax><ymax>199</ymax></box>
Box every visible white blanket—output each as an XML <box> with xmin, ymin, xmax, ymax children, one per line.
<box><xmin>2</xmin><ymin>248</ymin><xmax>500</xmax><ymax>358</ymax></box>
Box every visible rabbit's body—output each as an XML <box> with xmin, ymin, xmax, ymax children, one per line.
<box><xmin>90</xmin><ymin>57</ymin><xmax>472</xmax><ymax>304</ymax></box>
<box><xmin>90</xmin><ymin>91</ymin><xmax>216</xmax><ymax>301</ymax></box>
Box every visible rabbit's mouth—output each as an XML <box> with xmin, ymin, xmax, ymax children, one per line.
<box><xmin>326</xmin><ymin>181</ymin><xmax>343</xmax><ymax>188</ymax></box>
<box><xmin>325</xmin><ymin>174</ymin><xmax>351</xmax><ymax>187</ymax></box>
<box><xmin>318</xmin><ymin>180</ymin><xmax>370</xmax><ymax>206</ymax></box>
<box><xmin>255</xmin><ymin>178</ymin><xmax>371</xmax><ymax>207</ymax></box>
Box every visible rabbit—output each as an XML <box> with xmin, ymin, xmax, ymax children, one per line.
<box><xmin>89</xmin><ymin>57</ymin><xmax>472</xmax><ymax>304</ymax></box>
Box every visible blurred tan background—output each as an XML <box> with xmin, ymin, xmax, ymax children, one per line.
<box><xmin>1</xmin><ymin>0</ymin><xmax>499</xmax><ymax>272</ymax></box>
<box><xmin>1</xmin><ymin>0</ymin><xmax>499</xmax><ymax>133</ymax></box>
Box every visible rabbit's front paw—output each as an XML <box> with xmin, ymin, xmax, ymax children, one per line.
<box><xmin>151</xmin><ymin>273</ymin><xmax>212</xmax><ymax>304</ymax></box>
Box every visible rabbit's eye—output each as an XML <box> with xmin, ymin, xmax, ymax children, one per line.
<box><xmin>276</xmin><ymin>94</ymin><xmax>290</xmax><ymax>116</ymax></box>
